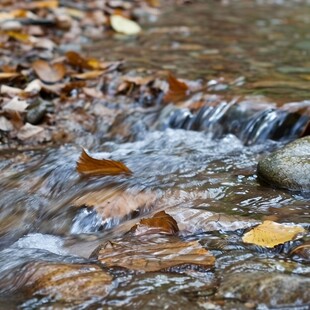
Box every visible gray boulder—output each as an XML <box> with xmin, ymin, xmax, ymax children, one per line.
<box><xmin>257</xmin><ymin>136</ymin><xmax>310</xmax><ymax>191</ymax></box>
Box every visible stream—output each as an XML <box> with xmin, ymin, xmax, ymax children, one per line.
<box><xmin>0</xmin><ymin>0</ymin><xmax>310</xmax><ymax>309</ymax></box>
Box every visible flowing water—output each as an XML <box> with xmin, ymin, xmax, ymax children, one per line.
<box><xmin>1</xmin><ymin>0</ymin><xmax>310</xmax><ymax>309</ymax></box>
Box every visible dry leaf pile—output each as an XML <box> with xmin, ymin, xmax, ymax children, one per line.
<box><xmin>0</xmin><ymin>0</ymin><xmax>193</xmax><ymax>148</ymax></box>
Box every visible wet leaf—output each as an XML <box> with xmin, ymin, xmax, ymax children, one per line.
<box><xmin>242</xmin><ymin>220</ymin><xmax>306</xmax><ymax>248</ymax></box>
<box><xmin>32</xmin><ymin>60</ymin><xmax>66</xmax><ymax>84</ymax></box>
<box><xmin>110</xmin><ymin>15</ymin><xmax>141</xmax><ymax>35</ymax></box>
<box><xmin>164</xmin><ymin>74</ymin><xmax>189</xmax><ymax>103</ymax></box>
<box><xmin>95</xmin><ymin>235</ymin><xmax>215</xmax><ymax>272</ymax></box>
<box><xmin>74</xmin><ymin>188</ymin><xmax>157</xmax><ymax>220</ymax></box>
<box><xmin>76</xmin><ymin>149</ymin><xmax>132</xmax><ymax>176</ymax></box>
<box><xmin>130</xmin><ymin>211</ymin><xmax>179</xmax><ymax>235</ymax></box>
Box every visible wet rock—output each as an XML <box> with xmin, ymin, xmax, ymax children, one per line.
<box><xmin>93</xmin><ymin>235</ymin><xmax>215</xmax><ymax>273</ymax></box>
<box><xmin>18</xmin><ymin>262</ymin><xmax>115</xmax><ymax>304</ymax></box>
<box><xmin>257</xmin><ymin>136</ymin><xmax>310</xmax><ymax>191</ymax></box>
<box><xmin>217</xmin><ymin>271</ymin><xmax>310</xmax><ymax>308</ymax></box>
<box><xmin>26</xmin><ymin>99</ymin><xmax>53</xmax><ymax>125</ymax></box>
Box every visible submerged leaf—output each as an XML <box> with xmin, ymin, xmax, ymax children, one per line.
<box><xmin>242</xmin><ymin>220</ymin><xmax>306</xmax><ymax>248</ymax></box>
<box><xmin>32</xmin><ymin>60</ymin><xmax>66</xmax><ymax>84</ymax></box>
<box><xmin>130</xmin><ymin>211</ymin><xmax>179</xmax><ymax>235</ymax></box>
<box><xmin>76</xmin><ymin>149</ymin><xmax>132</xmax><ymax>176</ymax></box>
<box><xmin>110</xmin><ymin>15</ymin><xmax>141</xmax><ymax>35</ymax></box>
<box><xmin>94</xmin><ymin>235</ymin><xmax>215</xmax><ymax>272</ymax></box>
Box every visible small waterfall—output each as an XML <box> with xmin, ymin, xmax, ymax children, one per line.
<box><xmin>163</xmin><ymin>99</ymin><xmax>310</xmax><ymax>145</ymax></box>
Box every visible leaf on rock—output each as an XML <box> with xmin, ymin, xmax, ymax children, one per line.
<box><xmin>164</xmin><ymin>74</ymin><xmax>189</xmax><ymax>103</ymax></box>
<box><xmin>76</xmin><ymin>149</ymin><xmax>132</xmax><ymax>176</ymax></box>
<box><xmin>94</xmin><ymin>235</ymin><xmax>215</xmax><ymax>272</ymax></box>
<box><xmin>110</xmin><ymin>15</ymin><xmax>141</xmax><ymax>35</ymax></box>
<box><xmin>242</xmin><ymin>220</ymin><xmax>306</xmax><ymax>248</ymax></box>
<box><xmin>130</xmin><ymin>211</ymin><xmax>179</xmax><ymax>236</ymax></box>
<box><xmin>32</xmin><ymin>60</ymin><xmax>66</xmax><ymax>84</ymax></box>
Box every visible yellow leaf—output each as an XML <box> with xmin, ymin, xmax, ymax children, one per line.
<box><xmin>7</xmin><ymin>31</ymin><xmax>30</xmax><ymax>43</ymax></box>
<box><xmin>110</xmin><ymin>15</ymin><xmax>141</xmax><ymax>35</ymax></box>
<box><xmin>76</xmin><ymin>149</ymin><xmax>132</xmax><ymax>176</ymax></box>
<box><xmin>242</xmin><ymin>220</ymin><xmax>306</xmax><ymax>248</ymax></box>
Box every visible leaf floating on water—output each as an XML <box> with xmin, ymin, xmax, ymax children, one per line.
<box><xmin>164</xmin><ymin>74</ymin><xmax>189</xmax><ymax>103</ymax></box>
<box><xmin>94</xmin><ymin>235</ymin><xmax>215</xmax><ymax>272</ymax></box>
<box><xmin>110</xmin><ymin>15</ymin><xmax>141</xmax><ymax>35</ymax></box>
<box><xmin>32</xmin><ymin>60</ymin><xmax>66</xmax><ymax>84</ymax></box>
<box><xmin>242</xmin><ymin>220</ymin><xmax>306</xmax><ymax>248</ymax></box>
<box><xmin>130</xmin><ymin>211</ymin><xmax>179</xmax><ymax>236</ymax></box>
<box><xmin>76</xmin><ymin>149</ymin><xmax>132</xmax><ymax>177</ymax></box>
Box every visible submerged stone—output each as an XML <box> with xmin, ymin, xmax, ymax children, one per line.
<box><xmin>257</xmin><ymin>136</ymin><xmax>310</xmax><ymax>191</ymax></box>
<box><xmin>217</xmin><ymin>271</ymin><xmax>310</xmax><ymax>308</ymax></box>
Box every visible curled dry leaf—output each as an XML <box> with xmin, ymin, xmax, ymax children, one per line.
<box><xmin>32</xmin><ymin>60</ymin><xmax>66</xmax><ymax>84</ymax></box>
<box><xmin>110</xmin><ymin>15</ymin><xmax>141</xmax><ymax>35</ymax></box>
<box><xmin>164</xmin><ymin>74</ymin><xmax>189</xmax><ymax>103</ymax></box>
<box><xmin>94</xmin><ymin>235</ymin><xmax>215</xmax><ymax>272</ymax></box>
<box><xmin>130</xmin><ymin>211</ymin><xmax>179</xmax><ymax>236</ymax></box>
<box><xmin>242</xmin><ymin>220</ymin><xmax>306</xmax><ymax>248</ymax></box>
<box><xmin>76</xmin><ymin>149</ymin><xmax>132</xmax><ymax>176</ymax></box>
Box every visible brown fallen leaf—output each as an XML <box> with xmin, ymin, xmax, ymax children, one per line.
<box><xmin>164</xmin><ymin>74</ymin><xmax>189</xmax><ymax>103</ymax></box>
<box><xmin>76</xmin><ymin>149</ymin><xmax>132</xmax><ymax>176</ymax></box>
<box><xmin>32</xmin><ymin>60</ymin><xmax>66</xmax><ymax>84</ymax></box>
<box><xmin>66</xmin><ymin>51</ymin><xmax>96</xmax><ymax>70</ymax></box>
<box><xmin>26</xmin><ymin>0</ymin><xmax>59</xmax><ymax>9</ymax></box>
<box><xmin>242</xmin><ymin>220</ymin><xmax>306</xmax><ymax>248</ymax></box>
<box><xmin>130</xmin><ymin>211</ymin><xmax>179</xmax><ymax>235</ymax></box>
<box><xmin>71</xmin><ymin>70</ymin><xmax>104</xmax><ymax>80</ymax></box>
<box><xmin>94</xmin><ymin>235</ymin><xmax>215</xmax><ymax>272</ymax></box>
<box><xmin>0</xmin><ymin>72</ymin><xmax>20</xmax><ymax>81</ymax></box>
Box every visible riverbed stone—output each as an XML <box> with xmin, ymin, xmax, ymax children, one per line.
<box><xmin>257</xmin><ymin>136</ymin><xmax>310</xmax><ymax>191</ymax></box>
<box><xmin>217</xmin><ymin>271</ymin><xmax>310</xmax><ymax>308</ymax></box>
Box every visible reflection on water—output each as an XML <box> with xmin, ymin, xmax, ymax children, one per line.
<box><xmin>88</xmin><ymin>0</ymin><xmax>310</xmax><ymax>101</ymax></box>
<box><xmin>1</xmin><ymin>0</ymin><xmax>310</xmax><ymax>308</ymax></box>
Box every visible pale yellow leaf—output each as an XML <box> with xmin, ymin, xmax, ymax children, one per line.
<box><xmin>242</xmin><ymin>220</ymin><xmax>306</xmax><ymax>248</ymax></box>
<box><xmin>110</xmin><ymin>15</ymin><xmax>141</xmax><ymax>35</ymax></box>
